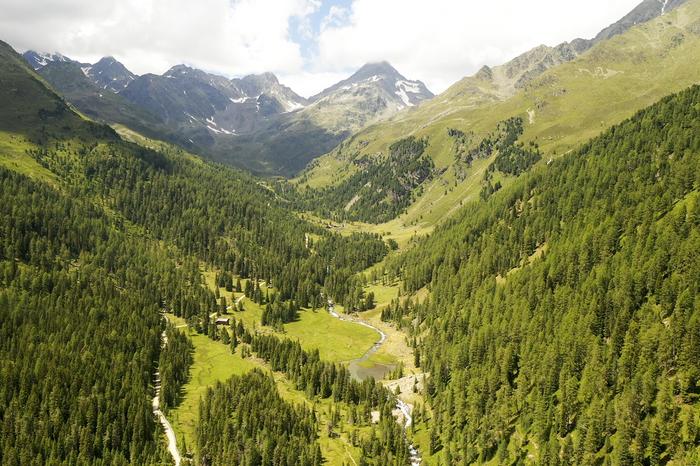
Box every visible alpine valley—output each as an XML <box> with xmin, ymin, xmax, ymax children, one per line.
<box><xmin>0</xmin><ymin>0</ymin><xmax>699</xmax><ymax>465</ymax></box>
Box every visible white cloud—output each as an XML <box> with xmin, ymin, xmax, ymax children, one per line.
<box><xmin>315</xmin><ymin>0</ymin><xmax>642</xmax><ymax>93</ymax></box>
<box><xmin>0</xmin><ymin>0</ymin><xmax>320</xmax><ymax>76</ymax></box>
<box><xmin>320</xmin><ymin>5</ymin><xmax>350</xmax><ymax>31</ymax></box>
<box><xmin>278</xmin><ymin>70</ymin><xmax>348</xmax><ymax>98</ymax></box>
<box><xmin>0</xmin><ymin>0</ymin><xmax>643</xmax><ymax>96</ymax></box>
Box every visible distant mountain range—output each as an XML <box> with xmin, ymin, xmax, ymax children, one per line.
<box><xmin>23</xmin><ymin>50</ymin><xmax>432</xmax><ymax>175</ymax></box>
<box><xmin>22</xmin><ymin>50</ymin><xmax>72</xmax><ymax>69</ymax></box>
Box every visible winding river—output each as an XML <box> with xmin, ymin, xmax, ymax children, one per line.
<box><xmin>327</xmin><ymin>303</ymin><xmax>422</xmax><ymax>465</ymax></box>
<box><xmin>328</xmin><ymin>304</ymin><xmax>392</xmax><ymax>381</ymax></box>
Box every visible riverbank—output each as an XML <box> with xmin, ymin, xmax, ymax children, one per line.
<box><xmin>326</xmin><ymin>304</ymin><xmax>423</xmax><ymax>466</ymax></box>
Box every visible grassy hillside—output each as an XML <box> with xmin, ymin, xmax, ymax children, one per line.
<box><xmin>296</xmin><ymin>0</ymin><xmax>700</xmax><ymax>237</ymax></box>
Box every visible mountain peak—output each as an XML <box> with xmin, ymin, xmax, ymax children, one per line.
<box><xmin>353</xmin><ymin>61</ymin><xmax>403</xmax><ymax>81</ymax></box>
<box><xmin>475</xmin><ymin>65</ymin><xmax>493</xmax><ymax>81</ymax></box>
<box><xmin>309</xmin><ymin>61</ymin><xmax>433</xmax><ymax>111</ymax></box>
<box><xmin>164</xmin><ymin>64</ymin><xmax>194</xmax><ymax>77</ymax></box>
<box><xmin>87</xmin><ymin>56</ymin><xmax>136</xmax><ymax>92</ymax></box>
<box><xmin>22</xmin><ymin>50</ymin><xmax>71</xmax><ymax>70</ymax></box>
<box><xmin>240</xmin><ymin>72</ymin><xmax>280</xmax><ymax>88</ymax></box>
<box><xmin>95</xmin><ymin>56</ymin><xmax>118</xmax><ymax>65</ymax></box>
<box><xmin>359</xmin><ymin>60</ymin><xmax>394</xmax><ymax>70</ymax></box>
<box><xmin>236</xmin><ymin>72</ymin><xmax>279</xmax><ymax>96</ymax></box>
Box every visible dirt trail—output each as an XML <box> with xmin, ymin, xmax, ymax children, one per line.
<box><xmin>153</xmin><ymin>318</ymin><xmax>181</xmax><ymax>466</ymax></box>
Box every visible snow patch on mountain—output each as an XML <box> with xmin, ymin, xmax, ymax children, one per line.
<box><xmin>23</xmin><ymin>51</ymin><xmax>70</xmax><ymax>70</ymax></box>
<box><xmin>39</xmin><ymin>52</ymin><xmax>67</xmax><ymax>66</ymax></box>
<box><xmin>184</xmin><ymin>112</ymin><xmax>200</xmax><ymax>123</ymax></box>
<box><xmin>282</xmin><ymin>99</ymin><xmax>304</xmax><ymax>112</ymax></box>
<box><xmin>205</xmin><ymin>116</ymin><xmax>235</xmax><ymax>135</ymax></box>
<box><xmin>396</xmin><ymin>80</ymin><xmax>421</xmax><ymax>93</ymax></box>
<box><xmin>394</xmin><ymin>80</ymin><xmax>423</xmax><ymax>107</ymax></box>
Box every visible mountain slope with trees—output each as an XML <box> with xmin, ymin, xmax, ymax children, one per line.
<box><xmin>197</xmin><ymin>370</ymin><xmax>323</xmax><ymax>466</ymax></box>
<box><xmin>385</xmin><ymin>85</ymin><xmax>700</xmax><ymax>464</ymax></box>
<box><xmin>2</xmin><ymin>1</ymin><xmax>700</xmax><ymax>465</ymax></box>
<box><xmin>297</xmin><ymin>0</ymin><xmax>700</xmax><ymax>230</ymax></box>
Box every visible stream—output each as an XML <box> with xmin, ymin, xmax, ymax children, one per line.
<box><xmin>153</xmin><ymin>320</ymin><xmax>182</xmax><ymax>466</ymax></box>
<box><xmin>328</xmin><ymin>304</ymin><xmax>393</xmax><ymax>381</ymax></box>
<box><xmin>327</xmin><ymin>302</ymin><xmax>422</xmax><ymax>466</ymax></box>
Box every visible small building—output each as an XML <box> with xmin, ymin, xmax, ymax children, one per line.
<box><xmin>215</xmin><ymin>317</ymin><xmax>230</xmax><ymax>325</ymax></box>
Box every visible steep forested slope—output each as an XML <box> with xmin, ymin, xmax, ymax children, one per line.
<box><xmin>386</xmin><ymin>86</ymin><xmax>700</xmax><ymax>464</ymax></box>
<box><xmin>297</xmin><ymin>136</ymin><xmax>436</xmax><ymax>223</ymax></box>
<box><xmin>0</xmin><ymin>42</ymin><xmax>203</xmax><ymax>465</ymax></box>
<box><xmin>0</xmin><ymin>165</ymin><xmax>195</xmax><ymax>465</ymax></box>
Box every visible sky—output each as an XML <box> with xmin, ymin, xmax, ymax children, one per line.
<box><xmin>0</xmin><ymin>0</ymin><xmax>642</xmax><ymax>97</ymax></box>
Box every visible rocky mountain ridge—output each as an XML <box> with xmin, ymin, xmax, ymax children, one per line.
<box><xmin>22</xmin><ymin>49</ymin><xmax>433</xmax><ymax>175</ymax></box>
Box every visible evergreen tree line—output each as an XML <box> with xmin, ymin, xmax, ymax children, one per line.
<box><xmin>196</xmin><ymin>369</ymin><xmax>322</xmax><ymax>466</ymax></box>
<box><xmin>484</xmin><ymin>116</ymin><xmax>541</xmax><ymax>177</ymax></box>
<box><xmin>261</xmin><ymin>298</ymin><xmax>300</xmax><ymax>327</ymax></box>
<box><xmin>480</xmin><ymin>116</ymin><xmax>541</xmax><ymax>200</ymax></box>
<box><xmin>357</xmin><ymin>417</ymin><xmax>412</xmax><ymax>466</ymax></box>
<box><xmin>24</xmin><ymin>132</ymin><xmax>388</xmax><ymax>316</ymax></box>
<box><xmin>251</xmin><ymin>334</ymin><xmax>388</xmax><ymax>406</ymax></box>
<box><xmin>159</xmin><ymin>323</ymin><xmax>194</xmax><ymax>411</ymax></box>
<box><xmin>447</xmin><ymin>127</ymin><xmax>478</xmax><ymax>182</ymax></box>
<box><xmin>0</xmin><ymin>167</ymin><xmax>201</xmax><ymax>465</ymax></box>
<box><xmin>385</xmin><ymin>85</ymin><xmax>700</xmax><ymax>463</ymax></box>
<box><xmin>294</xmin><ymin>136</ymin><xmax>435</xmax><ymax>223</ymax></box>
<box><xmin>199</xmin><ymin>318</ymin><xmax>411</xmax><ymax>465</ymax></box>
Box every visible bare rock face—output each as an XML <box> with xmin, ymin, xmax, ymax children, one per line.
<box><xmin>84</xmin><ymin>57</ymin><xmax>136</xmax><ymax>92</ymax></box>
<box><xmin>592</xmin><ymin>0</ymin><xmax>687</xmax><ymax>43</ymax></box>
<box><xmin>23</xmin><ymin>47</ymin><xmax>434</xmax><ymax>175</ymax></box>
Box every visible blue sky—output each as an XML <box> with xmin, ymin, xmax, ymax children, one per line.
<box><xmin>1</xmin><ymin>0</ymin><xmax>643</xmax><ymax>97</ymax></box>
<box><xmin>288</xmin><ymin>0</ymin><xmax>353</xmax><ymax>64</ymax></box>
